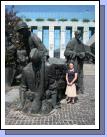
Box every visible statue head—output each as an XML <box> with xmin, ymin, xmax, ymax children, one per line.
<box><xmin>15</xmin><ymin>21</ymin><xmax>29</xmax><ymax>38</ymax></box>
<box><xmin>16</xmin><ymin>21</ymin><xmax>28</xmax><ymax>31</ymax></box>
<box><xmin>74</xmin><ymin>30</ymin><xmax>81</xmax><ymax>40</ymax></box>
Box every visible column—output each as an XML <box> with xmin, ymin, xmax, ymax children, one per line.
<box><xmin>37</xmin><ymin>26</ymin><xmax>42</xmax><ymax>41</ymax></box>
<box><xmin>49</xmin><ymin>26</ymin><xmax>54</xmax><ymax>57</ymax></box>
<box><xmin>72</xmin><ymin>25</ymin><xmax>77</xmax><ymax>38</ymax></box>
<box><xmin>60</xmin><ymin>26</ymin><xmax>66</xmax><ymax>58</ymax></box>
<box><xmin>83</xmin><ymin>26</ymin><xmax>89</xmax><ymax>44</ymax></box>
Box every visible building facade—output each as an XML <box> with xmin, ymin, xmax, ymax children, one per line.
<box><xmin>26</xmin><ymin>21</ymin><xmax>95</xmax><ymax>58</ymax></box>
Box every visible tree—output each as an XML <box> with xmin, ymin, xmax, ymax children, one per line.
<box><xmin>25</xmin><ymin>18</ymin><xmax>32</xmax><ymax>22</ymax></box>
<box><xmin>82</xmin><ymin>19</ymin><xmax>90</xmax><ymax>22</ymax></box>
<box><xmin>35</xmin><ymin>18</ymin><xmax>44</xmax><ymax>21</ymax></box>
<box><xmin>58</xmin><ymin>18</ymin><xmax>67</xmax><ymax>21</ymax></box>
<box><xmin>47</xmin><ymin>18</ymin><xmax>56</xmax><ymax>21</ymax></box>
<box><xmin>5</xmin><ymin>5</ymin><xmax>22</xmax><ymax>37</ymax></box>
<box><xmin>71</xmin><ymin>18</ymin><xmax>78</xmax><ymax>22</ymax></box>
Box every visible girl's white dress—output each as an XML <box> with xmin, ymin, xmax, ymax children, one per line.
<box><xmin>65</xmin><ymin>83</ymin><xmax>77</xmax><ymax>97</ymax></box>
<box><xmin>65</xmin><ymin>69</ymin><xmax>77</xmax><ymax>97</ymax></box>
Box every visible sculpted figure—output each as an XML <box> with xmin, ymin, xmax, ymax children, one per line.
<box><xmin>15</xmin><ymin>21</ymin><xmax>48</xmax><ymax>81</ymax></box>
<box><xmin>64</xmin><ymin>30</ymin><xmax>95</xmax><ymax>94</ymax></box>
<box><xmin>19</xmin><ymin>48</ymin><xmax>46</xmax><ymax>113</ymax></box>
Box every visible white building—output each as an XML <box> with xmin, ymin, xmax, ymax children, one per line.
<box><xmin>26</xmin><ymin>20</ymin><xmax>95</xmax><ymax>58</ymax></box>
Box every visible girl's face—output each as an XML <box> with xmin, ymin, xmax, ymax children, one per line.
<box><xmin>69</xmin><ymin>63</ymin><xmax>74</xmax><ymax>69</ymax></box>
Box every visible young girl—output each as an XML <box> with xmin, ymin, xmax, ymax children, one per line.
<box><xmin>65</xmin><ymin>62</ymin><xmax>78</xmax><ymax>104</ymax></box>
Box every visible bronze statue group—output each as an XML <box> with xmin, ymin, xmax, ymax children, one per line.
<box><xmin>5</xmin><ymin>21</ymin><xmax>95</xmax><ymax>114</ymax></box>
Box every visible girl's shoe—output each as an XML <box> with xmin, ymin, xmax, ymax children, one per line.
<box><xmin>67</xmin><ymin>100</ymin><xmax>71</xmax><ymax>104</ymax></box>
<box><xmin>71</xmin><ymin>101</ymin><xmax>75</xmax><ymax>104</ymax></box>
<box><xmin>66</xmin><ymin>98</ymin><xmax>69</xmax><ymax>101</ymax></box>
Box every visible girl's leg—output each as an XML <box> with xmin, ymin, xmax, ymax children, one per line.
<box><xmin>67</xmin><ymin>97</ymin><xmax>72</xmax><ymax>103</ymax></box>
<box><xmin>66</xmin><ymin>96</ymin><xmax>69</xmax><ymax>101</ymax></box>
<box><xmin>72</xmin><ymin>97</ymin><xmax>75</xmax><ymax>104</ymax></box>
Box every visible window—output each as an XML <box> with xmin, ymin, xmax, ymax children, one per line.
<box><xmin>77</xmin><ymin>27</ymin><xmax>84</xmax><ymax>41</ymax></box>
<box><xmin>65</xmin><ymin>27</ymin><xmax>72</xmax><ymax>45</ymax></box>
<box><xmin>54</xmin><ymin>27</ymin><xmax>61</xmax><ymax>58</ymax></box>
<box><xmin>89</xmin><ymin>27</ymin><xmax>95</xmax><ymax>39</ymax></box>
<box><xmin>42</xmin><ymin>26</ymin><xmax>49</xmax><ymax>50</ymax></box>
<box><xmin>31</xmin><ymin>26</ymin><xmax>37</xmax><ymax>34</ymax></box>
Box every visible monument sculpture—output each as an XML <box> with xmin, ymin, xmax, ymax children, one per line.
<box><xmin>5</xmin><ymin>33</ymin><xmax>17</xmax><ymax>87</ymax></box>
<box><xmin>64</xmin><ymin>30</ymin><xmax>95</xmax><ymax>94</ymax></box>
<box><xmin>19</xmin><ymin>48</ymin><xmax>67</xmax><ymax>114</ymax></box>
<box><xmin>5</xmin><ymin>21</ymin><xmax>95</xmax><ymax>114</ymax></box>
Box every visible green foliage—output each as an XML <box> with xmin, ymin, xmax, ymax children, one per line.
<box><xmin>71</xmin><ymin>18</ymin><xmax>78</xmax><ymax>21</ymax></box>
<box><xmin>58</xmin><ymin>18</ymin><xmax>68</xmax><ymax>21</ymax></box>
<box><xmin>18</xmin><ymin>18</ymin><xmax>23</xmax><ymax>21</ymax></box>
<box><xmin>82</xmin><ymin>19</ymin><xmax>90</xmax><ymax>22</ymax></box>
<box><xmin>36</xmin><ymin>18</ymin><xmax>44</xmax><ymax>21</ymax></box>
<box><xmin>25</xmin><ymin>18</ymin><xmax>32</xmax><ymax>22</ymax></box>
<box><xmin>5</xmin><ymin>5</ymin><xmax>22</xmax><ymax>35</ymax></box>
<box><xmin>47</xmin><ymin>18</ymin><xmax>56</xmax><ymax>21</ymax></box>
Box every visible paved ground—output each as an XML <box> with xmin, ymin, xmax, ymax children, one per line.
<box><xmin>5</xmin><ymin>74</ymin><xmax>95</xmax><ymax>125</ymax></box>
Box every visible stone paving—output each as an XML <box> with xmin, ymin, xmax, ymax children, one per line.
<box><xmin>5</xmin><ymin>74</ymin><xmax>95</xmax><ymax>125</ymax></box>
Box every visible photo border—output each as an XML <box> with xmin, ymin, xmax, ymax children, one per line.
<box><xmin>1</xmin><ymin>0</ymin><xmax>102</xmax><ymax>134</ymax></box>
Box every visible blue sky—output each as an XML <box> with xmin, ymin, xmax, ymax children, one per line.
<box><xmin>6</xmin><ymin>5</ymin><xmax>95</xmax><ymax>20</ymax></box>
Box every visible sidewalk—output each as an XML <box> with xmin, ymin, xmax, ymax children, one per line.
<box><xmin>5</xmin><ymin>74</ymin><xmax>95</xmax><ymax>125</ymax></box>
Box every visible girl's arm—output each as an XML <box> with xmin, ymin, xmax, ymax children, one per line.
<box><xmin>66</xmin><ymin>73</ymin><xmax>69</xmax><ymax>84</ymax></box>
<box><xmin>70</xmin><ymin>73</ymin><xmax>78</xmax><ymax>85</ymax></box>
